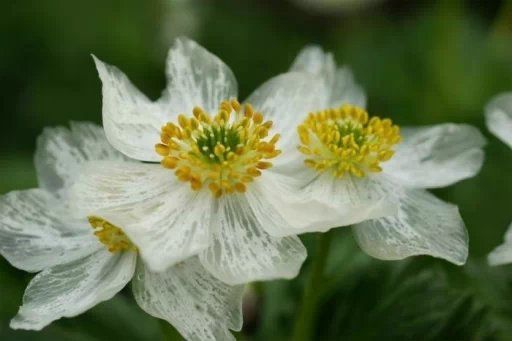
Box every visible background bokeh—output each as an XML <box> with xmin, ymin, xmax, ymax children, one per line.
<box><xmin>1</xmin><ymin>0</ymin><xmax>512</xmax><ymax>339</ymax></box>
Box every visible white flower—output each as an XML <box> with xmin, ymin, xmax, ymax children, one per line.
<box><xmin>271</xmin><ymin>46</ymin><xmax>487</xmax><ymax>265</ymax></box>
<box><xmin>485</xmin><ymin>93</ymin><xmax>512</xmax><ymax>265</ymax></box>
<box><xmin>73</xmin><ymin>37</ymin><xmax>342</xmax><ymax>285</ymax></box>
<box><xmin>0</xmin><ymin>123</ymin><xmax>244</xmax><ymax>340</ymax></box>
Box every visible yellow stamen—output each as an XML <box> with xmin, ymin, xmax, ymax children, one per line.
<box><xmin>156</xmin><ymin>99</ymin><xmax>280</xmax><ymax>197</ymax></box>
<box><xmin>88</xmin><ymin>216</ymin><xmax>136</xmax><ymax>253</ymax></box>
<box><xmin>297</xmin><ymin>104</ymin><xmax>401</xmax><ymax>178</ymax></box>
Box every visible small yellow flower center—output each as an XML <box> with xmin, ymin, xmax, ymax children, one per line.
<box><xmin>88</xmin><ymin>216</ymin><xmax>137</xmax><ymax>253</ymax></box>
<box><xmin>297</xmin><ymin>104</ymin><xmax>401</xmax><ymax>178</ymax></box>
<box><xmin>155</xmin><ymin>99</ymin><xmax>281</xmax><ymax>197</ymax></box>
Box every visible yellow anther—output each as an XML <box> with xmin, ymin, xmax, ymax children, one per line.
<box><xmin>88</xmin><ymin>216</ymin><xmax>136</xmax><ymax>253</ymax></box>
<box><xmin>297</xmin><ymin>104</ymin><xmax>401</xmax><ymax>178</ymax></box>
<box><xmin>234</xmin><ymin>182</ymin><xmax>246</xmax><ymax>193</ymax></box>
<box><xmin>253</xmin><ymin>112</ymin><xmax>263</xmax><ymax>124</ymax></box>
<box><xmin>156</xmin><ymin>99</ymin><xmax>280</xmax><ymax>197</ymax></box>
<box><xmin>155</xmin><ymin>144</ymin><xmax>170</xmax><ymax>156</ymax></box>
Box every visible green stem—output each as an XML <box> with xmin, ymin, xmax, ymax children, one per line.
<box><xmin>292</xmin><ymin>232</ymin><xmax>333</xmax><ymax>341</ymax></box>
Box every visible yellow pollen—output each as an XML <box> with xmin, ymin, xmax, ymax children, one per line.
<box><xmin>88</xmin><ymin>216</ymin><xmax>137</xmax><ymax>253</ymax></box>
<box><xmin>156</xmin><ymin>99</ymin><xmax>280</xmax><ymax>197</ymax></box>
<box><xmin>297</xmin><ymin>104</ymin><xmax>401</xmax><ymax>178</ymax></box>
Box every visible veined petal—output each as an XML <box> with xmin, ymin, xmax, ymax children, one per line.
<box><xmin>69</xmin><ymin>161</ymin><xmax>212</xmax><ymax>272</ymax></box>
<box><xmin>199</xmin><ymin>195</ymin><xmax>307</xmax><ymax>285</ymax></box>
<box><xmin>69</xmin><ymin>161</ymin><xmax>171</xmax><ymax>216</ymax></box>
<box><xmin>245</xmin><ymin>72</ymin><xmax>327</xmax><ymax>147</ymax></box>
<box><xmin>488</xmin><ymin>222</ymin><xmax>512</xmax><ymax>266</ymax></box>
<box><xmin>34</xmin><ymin>122</ymin><xmax>129</xmax><ymax>192</ymax></box>
<box><xmin>160</xmin><ymin>37</ymin><xmax>238</xmax><ymax>115</ymax></box>
<box><xmin>302</xmin><ymin>172</ymin><xmax>399</xmax><ymax>229</ymax></box>
<box><xmin>384</xmin><ymin>123</ymin><xmax>486</xmax><ymax>189</ymax></box>
<box><xmin>133</xmin><ymin>257</ymin><xmax>243</xmax><ymax>341</ymax></box>
<box><xmin>93</xmin><ymin>55</ymin><xmax>164</xmax><ymax>162</ymax></box>
<box><xmin>485</xmin><ymin>92</ymin><xmax>512</xmax><ymax>149</ymax></box>
<box><xmin>290</xmin><ymin>46</ymin><xmax>366</xmax><ymax>108</ymax></box>
<box><xmin>353</xmin><ymin>188</ymin><xmax>468</xmax><ymax>265</ymax></box>
<box><xmin>10</xmin><ymin>249</ymin><xmax>136</xmax><ymax>330</ymax></box>
<box><xmin>99</xmin><ymin>187</ymin><xmax>213</xmax><ymax>273</ymax></box>
<box><xmin>245</xmin><ymin>171</ymin><xmax>345</xmax><ymax>237</ymax></box>
<box><xmin>0</xmin><ymin>189</ymin><xmax>99</xmax><ymax>272</ymax></box>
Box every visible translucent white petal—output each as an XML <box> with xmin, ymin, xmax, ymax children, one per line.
<box><xmin>160</xmin><ymin>37</ymin><xmax>238</xmax><ymax>115</ymax></box>
<box><xmin>384</xmin><ymin>123</ymin><xmax>486</xmax><ymax>189</ymax></box>
<box><xmin>245</xmin><ymin>72</ymin><xmax>328</xmax><ymax>147</ymax></box>
<box><xmin>199</xmin><ymin>195</ymin><xmax>307</xmax><ymax>285</ymax></box>
<box><xmin>353</xmin><ymin>188</ymin><xmax>468</xmax><ymax>265</ymax></box>
<box><xmin>488</xmin><ymin>222</ymin><xmax>512</xmax><ymax>266</ymax></box>
<box><xmin>34</xmin><ymin>122</ymin><xmax>129</xmax><ymax>192</ymax></box>
<box><xmin>10</xmin><ymin>249</ymin><xmax>136</xmax><ymax>330</ymax></box>
<box><xmin>485</xmin><ymin>92</ymin><xmax>512</xmax><ymax>149</ymax></box>
<box><xmin>69</xmin><ymin>161</ymin><xmax>171</xmax><ymax>215</ymax></box>
<box><xmin>289</xmin><ymin>45</ymin><xmax>336</xmax><ymax>81</ymax></box>
<box><xmin>329</xmin><ymin>67</ymin><xmax>367</xmax><ymax>108</ymax></box>
<box><xmin>290</xmin><ymin>46</ymin><xmax>366</xmax><ymax>108</ymax></box>
<box><xmin>69</xmin><ymin>161</ymin><xmax>212</xmax><ymax>272</ymax></box>
<box><xmin>93</xmin><ymin>56</ymin><xmax>164</xmax><ymax>162</ymax></box>
<box><xmin>245</xmin><ymin>171</ymin><xmax>346</xmax><ymax>237</ymax></box>
<box><xmin>302</xmin><ymin>172</ymin><xmax>399</xmax><ymax>229</ymax></box>
<box><xmin>0</xmin><ymin>189</ymin><xmax>99</xmax><ymax>272</ymax></box>
<box><xmin>133</xmin><ymin>257</ymin><xmax>243</xmax><ymax>341</ymax></box>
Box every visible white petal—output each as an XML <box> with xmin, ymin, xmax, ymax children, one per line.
<box><xmin>160</xmin><ymin>37</ymin><xmax>238</xmax><ymax>115</ymax></box>
<box><xmin>10</xmin><ymin>249</ymin><xmax>136</xmax><ymax>330</ymax></box>
<box><xmin>289</xmin><ymin>45</ymin><xmax>336</xmax><ymax>80</ymax></box>
<box><xmin>199</xmin><ymin>195</ymin><xmax>307</xmax><ymax>285</ymax></box>
<box><xmin>384</xmin><ymin>123</ymin><xmax>486</xmax><ymax>189</ymax></box>
<box><xmin>488</xmin><ymin>222</ymin><xmax>512</xmax><ymax>266</ymax></box>
<box><xmin>329</xmin><ymin>67</ymin><xmax>367</xmax><ymax>108</ymax></box>
<box><xmin>34</xmin><ymin>122</ymin><xmax>129</xmax><ymax>192</ymax></box>
<box><xmin>245</xmin><ymin>72</ymin><xmax>328</xmax><ymax>146</ymax></box>
<box><xmin>70</xmin><ymin>161</ymin><xmax>213</xmax><ymax>272</ymax></box>
<box><xmin>290</xmin><ymin>46</ymin><xmax>366</xmax><ymax>108</ymax></box>
<box><xmin>302</xmin><ymin>172</ymin><xmax>399</xmax><ymax>229</ymax></box>
<box><xmin>485</xmin><ymin>92</ymin><xmax>512</xmax><ymax>149</ymax></box>
<box><xmin>0</xmin><ymin>189</ymin><xmax>99</xmax><ymax>272</ymax></box>
<box><xmin>93</xmin><ymin>55</ymin><xmax>164</xmax><ymax>162</ymax></box>
<box><xmin>133</xmin><ymin>257</ymin><xmax>243</xmax><ymax>341</ymax></box>
<box><xmin>245</xmin><ymin>171</ymin><xmax>346</xmax><ymax>237</ymax></box>
<box><xmin>69</xmin><ymin>161</ymin><xmax>171</xmax><ymax>215</ymax></box>
<box><xmin>353</xmin><ymin>188</ymin><xmax>468</xmax><ymax>265</ymax></box>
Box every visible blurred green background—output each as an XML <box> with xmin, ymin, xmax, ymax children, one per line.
<box><xmin>1</xmin><ymin>0</ymin><xmax>512</xmax><ymax>339</ymax></box>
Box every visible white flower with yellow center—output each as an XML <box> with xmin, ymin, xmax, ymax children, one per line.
<box><xmin>70</xmin><ymin>38</ymin><xmax>340</xmax><ymax>285</ymax></box>
<box><xmin>0</xmin><ymin>123</ymin><xmax>244</xmax><ymax>340</ymax></box>
<box><xmin>270</xmin><ymin>46</ymin><xmax>487</xmax><ymax>265</ymax></box>
<box><xmin>485</xmin><ymin>93</ymin><xmax>512</xmax><ymax>265</ymax></box>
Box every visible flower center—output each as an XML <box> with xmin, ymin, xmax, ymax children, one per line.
<box><xmin>297</xmin><ymin>104</ymin><xmax>401</xmax><ymax>178</ymax></box>
<box><xmin>155</xmin><ymin>99</ymin><xmax>281</xmax><ymax>197</ymax></box>
<box><xmin>88</xmin><ymin>216</ymin><xmax>136</xmax><ymax>253</ymax></box>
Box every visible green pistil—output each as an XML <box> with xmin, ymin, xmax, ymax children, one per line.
<box><xmin>196</xmin><ymin>126</ymin><xmax>241</xmax><ymax>163</ymax></box>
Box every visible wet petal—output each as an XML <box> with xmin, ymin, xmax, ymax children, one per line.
<box><xmin>199</xmin><ymin>195</ymin><xmax>307</xmax><ymax>285</ymax></box>
<box><xmin>353</xmin><ymin>188</ymin><xmax>468</xmax><ymax>265</ymax></box>
<box><xmin>0</xmin><ymin>189</ymin><xmax>98</xmax><ymax>272</ymax></box>
<box><xmin>384</xmin><ymin>123</ymin><xmax>486</xmax><ymax>189</ymax></box>
<box><xmin>133</xmin><ymin>257</ymin><xmax>243</xmax><ymax>341</ymax></box>
<box><xmin>10</xmin><ymin>249</ymin><xmax>136</xmax><ymax>330</ymax></box>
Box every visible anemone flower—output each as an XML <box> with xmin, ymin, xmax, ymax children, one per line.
<box><xmin>0</xmin><ymin>123</ymin><xmax>243</xmax><ymax>340</ymax></box>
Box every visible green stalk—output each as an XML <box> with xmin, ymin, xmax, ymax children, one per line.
<box><xmin>292</xmin><ymin>232</ymin><xmax>333</xmax><ymax>341</ymax></box>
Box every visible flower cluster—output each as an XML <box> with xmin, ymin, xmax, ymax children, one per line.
<box><xmin>0</xmin><ymin>38</ymin><xmax>488</xmax><ymax>340</ymax></box>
